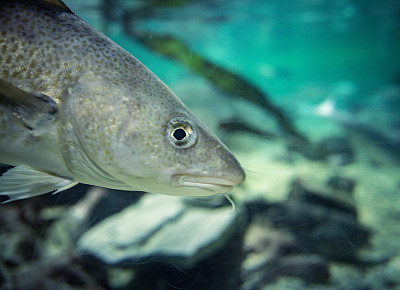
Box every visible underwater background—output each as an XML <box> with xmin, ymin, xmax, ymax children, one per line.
<box><xmin>1</xmin><ymin>0</ymin><xmax>400</xmax><ymax>289</ymax></box>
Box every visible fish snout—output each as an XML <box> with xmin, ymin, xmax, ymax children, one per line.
<box><xmin>231</xmin><ymin>163</ymin><xmax>246</xmax><ymax>184</ymax></box>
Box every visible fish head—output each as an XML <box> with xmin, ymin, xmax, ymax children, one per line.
<box><xmin>112</xmin><ymin>110</ymin><xmax>246</xmax><ymax>196</ymax></box>
<box><xmin>68</xmin><ymin>71</ymin><xmax>245</xmax><ymax>196</ymax></box>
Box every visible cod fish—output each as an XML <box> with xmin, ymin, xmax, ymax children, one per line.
<box><xmin>0</xmin><ymin>0</ymin><xmax>245</xmax><ymax>203</ymax></box>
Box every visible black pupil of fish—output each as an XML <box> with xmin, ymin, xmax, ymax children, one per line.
<box><xmin>173</xmin><ymin>128</ymin><xmax>187</xmax><ymax>141</ymax></box>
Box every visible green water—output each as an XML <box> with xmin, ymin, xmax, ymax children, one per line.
<box><xmin>114</xmin><ymin>0</ymin><xmax>400</xmax><ymax>102</ymax></box>
<box><xmin>73</xmin><ymin>0</ymin><xmax>400</xmax><ymax>137</ymax></box>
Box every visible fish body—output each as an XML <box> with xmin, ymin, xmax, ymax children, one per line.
<box><xmin>0</xmin><ymin>0</ymin><xmax>245</xmax><ymax>202</ymax></box>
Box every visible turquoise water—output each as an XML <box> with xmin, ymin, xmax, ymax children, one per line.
<box><xmin>141</xmin><ymin>0</ymin><xmax>400</xmax><ymax>95</ymax></box>
<box><xmin>102</xmin><ymin>0</ymin><xmax>400</xmax><ymax>99</ymax></box>
<box><xmin>74</xmin><ymin>0</ymin><xmax>400</xmax><ymax>137</ymax></box>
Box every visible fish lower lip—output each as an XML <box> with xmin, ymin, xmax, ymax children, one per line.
<box><xmin>171</xmin><ymin>175</ymin><xmax>238</xmax><ymax>193</ymax></box>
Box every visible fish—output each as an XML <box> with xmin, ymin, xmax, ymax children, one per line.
<box><xmin>314</xmin><ymin>99</ymin><xmax>400</xmax><ymax>167</ymax></box>
<box><xmin>0</xmin><ymin>0</ymin><xmax>245</xmax><ymax>203</ymax></box>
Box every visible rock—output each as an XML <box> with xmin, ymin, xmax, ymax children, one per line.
<box><xmin>327</xmin><ymin>175</ymin><xmax>356</xmax><ymax>193</ymax></box>
<box><xmin>181</xmin><ymin>193</ymin><xmax>230</xmax><ymax>208</ymax></box>
<box><xmin>129</xmin><ymin>224</ymin><xmax>246</xmax><ymax>289</ymax></box>
<box><xmin>288</xmin><ymin>178</ymin><xmax>358</xmax><ymax>218</ymax></box>
<box><xmin>7</xmin><ymin>254</ymin><xmax>105</xmax><ymax>290</ymax></box>
<box><xmin>318</xmin><ymin>136</ymin><xmax>354</xmax><ymax>166</ymax></box>
<box><xmin>86</xmin><ymin>189</ymin><xmax>144</xmax><ymax>225</ymax></box>
<box><xmin>0</xmin><ymin>195</ymin><xmax>9</xmax><ymax>203</ymax></box>
<box><xmin>0</xmin><ymin>205</ymin><xmax>40</xmax><ymax>268</ymax></box>
<box><xmin>277</xmin><ymin>255</ymin><xmax>329</xmax><ymax>284</ymax></box>
<box><xmin>0</xmin><ymin>163</ymin><xmax>12</xmax><ymax>175</ymax></box>
<box><xmin>0</xmin><ymin>264</ymin><xmax>6</xmax><ymax>286</ymax></box>
<box><xmin>42</xmin><ymin>187</ymin><xmax>108</xmax><ymax>257</ymax></box>
<box><xmin>265</xmin><ymin>179</ymin><xmax>370</xmax><ymax>262</ymax></box>
<box><xmin>241</xmin><ymin>222</ymin><xmax>298</xmax><ymax>274</ymax></box>
<box><xmin>244</xmin><ymin>178</ymin><xmax>369</xmax><ymax>264</ymax></box>
<box><xmin>106</xmin><ymin>267</ymin><xmax>136</xmax><ymax>290</ymax></box>
<box><xmin>1</xmin><ymin>233</ymin><xmax>35</xmax><ymax>268</ymax></box>
<box><xmin>240</xmin><ymin>221</ymin><xmax>329</xmax><ymax>289</ymax></box>
<box><xmin>242</xmin><ymin>222</ymin><xmax>298</xmax><ymax>260</ymax></box>
<box><xmin>218</xmin><ymin>117</ymin><xmax>279</xmax><ymax>140</ymax></box>
<box><xmin>78</xmin><ymin>194</ymin><xmax>245</xmax><ymax>269</ymax></box>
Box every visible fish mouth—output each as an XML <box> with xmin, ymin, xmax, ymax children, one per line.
<box><xmin>171</xmin><ymin>174</ymin><xmax>240</xmax><ymax>194</ymax></box>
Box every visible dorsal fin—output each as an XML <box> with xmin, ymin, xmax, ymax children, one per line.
<box><xmin>32</xmin><ymin>0</ymin><xmax>73</xmax><ymax>14</ymax></box>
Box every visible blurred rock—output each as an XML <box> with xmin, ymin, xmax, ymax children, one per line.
<box><xmin>7</xmin><ymin>254</ymin><xmax>105</xmax><ymax>290</ymax></box>
<box><xmin>242</xmin><ymin>222</ymin><xmax>298</xmax><ymax>261</ymax></box>
<box><xmin>42</xmin><ymin>187</ymin><xmax>108</xmax><ymax>257</ymax></box>
<box><xmin>86</xmin><ymin>190</ymin><xmax>143</xmax><ymax>225</ymax></box>
<box><xmin>129</xmin><ymin>224</ymin><xmax>246</xmax><ymax>289</ymax></box>
<box><xmin>241</xmin><ymin>176</ymin><xmax>372</xmax><ymax>288</ymax></box>
<box><xmin>181</xmin><ymin>193</ymin><xmax>231</xmax><ymax>208</ymax></box>
<box><xmin>240</xmin><ymin>220</ymin><xmax>329</xmax><ymax>289</ymax></box>
<box><xmin>40</xmin><ymin>187</ymin><xmax>144</xmax><ymax>258</ymax></box>
<box><xmin>265</xmin><ymin>179</ymin><xmax>370</xmax><ymax>262</ymax></box>
<box><xmin>0</xmin><ymin>195</ymin><xmax>9</xmax><ymax>203</ymax></box>
<box><xmin>327</xmin><ymin>175</ymin><xmax>356</xmax><ymax>193</ymax></box>
<box><xmin>1</xmin><ymin>233</ymin><xmax>37</xmax><ymax>269</ymax></box>
<box><xmin>78</xmin><ymin>194</ymin><xmax>246</xmax><ymax>269</ymax></box>
<box><xmin>0</xmin><ymin>264</ymin><xmax>6</xmax><ymax>286</ymax></box>
<box><xmin>0</xmin><ymin>205</ymin><xmax>40</xmax><ymax>271</ymax></box>
<box><xmin>318</xmin><ymin>136</ymin><xmax>354</xmax><ymax>166</ymax></box>
<box><xmin>0</xmin><ymin>163</ymin><xmax>12</xmax><ymax>176</ymax></box>
<box><xmin>219</xmin><ymin>117</ymin><xmax>279</xmax><ymax>140</ymax></box>
<box><xmin>289</xmin><ymin>178</ymin><xmax>357</xmax><ymax>218</ymax></box>
<box><xmin>277</xmin><ymin>255</ymin><xmax>329</xmax><ymax>283</ymax></box>
<box><xmin>106</xmin><ymin>267</ymin><xmax>136</xmax><ymax>290</ymax></box>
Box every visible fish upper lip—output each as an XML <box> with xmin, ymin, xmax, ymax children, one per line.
<box><xmin>171</xmin><ymin>174</ymin><xmax>241</xmax><ymax>193</ymax></box>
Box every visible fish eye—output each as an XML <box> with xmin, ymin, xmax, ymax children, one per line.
<box><xmin>172</xmin><ymin>128</ymin><xmax>187</xmax><ymax>141</ymax></box>
<box><xmin>167</xmin><ymin>117</ymin><xmax>198</xmax><ymax>149</ymax></box>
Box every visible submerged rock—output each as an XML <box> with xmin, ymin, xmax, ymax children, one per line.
<box><xmin>0</xmin><ymin>264</ymin><xmax>6</xmax><ymax>286</ymax></box>
<box><xmin>264</xmin><ymin>179</ymin><xmax>370</xmax><ymax>262</ymax></box>
<box><xmin>7</xmin><ymin>254</ymin><xmax>104</xmax><ymax>290</ymax></box>
<box><xmin>318</xmin><ymin>136</ymin><xmax>354</xmax><ymax>166</ymax></box>
<box><xmin>78</xmin><ymin>194</ymin><xmax>245</xmax><ymax>269</ymax></box>
<box><xmin>181</xmin><ymin>193</ymin><xmax>232</xmax><ymax>208</ymax></box>
<box><xmin>288</xmin><ymin>178</ymin><xmax>358</xmax><ymax>218</ymax></box>
<box><xmin>240</xmin><ymin>220</ymin><xmax>329</xmax><ymax>289</ymax></box>
<box><xmin>327</xmin><ymin>175</ymin><xmax>356</xmax><ymax>193</ymax></box>
<box><xmin>42</xmin><ymin>187</ymin><xmax>108</xmax><ymax>257</ymax></box>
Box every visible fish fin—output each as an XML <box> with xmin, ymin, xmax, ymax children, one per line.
<box><xmin>0</xmin><ymin>78</ymin><xmax>57</xmax><ymax>129</ymax></box>
<box><xmin>0</xmin><ymin>165</ymin><xmax>78</xmax><ymax>204</ymax></box>
<box><xmin>33</xmin><ymin>0</ymin><xmax>73</xmax><ymax>14</ymax></box>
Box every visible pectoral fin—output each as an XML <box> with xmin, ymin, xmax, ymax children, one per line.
<box><xmin>0</xmin><ymin>78</ymin><xmax>57</xmax><ymax>130</ymax></box>
<box><xmin>0</xmin><ymin>165</ymin><xmax>78</xmax><ymax>204</ymax></box>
